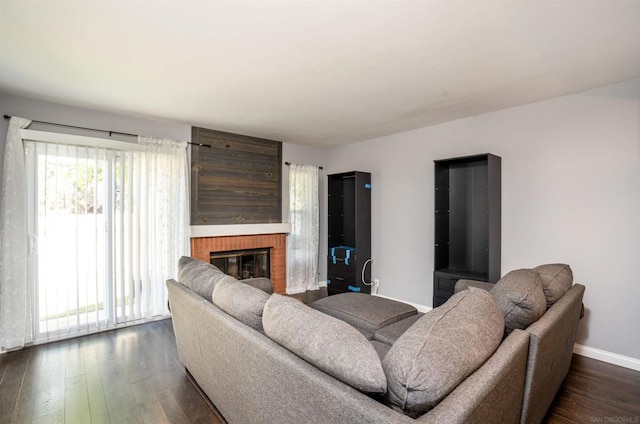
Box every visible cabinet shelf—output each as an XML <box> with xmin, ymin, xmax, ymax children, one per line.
<box><xmin>433</xmin><ymin>154</ymin><xmax>501</xmax><ymax>307</ymax></box>
<box><xmin>327</xmin><ymin>171</ymin><xmax>371</xmax><ymax>295</ymax></box>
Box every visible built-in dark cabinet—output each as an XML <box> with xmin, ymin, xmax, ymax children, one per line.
<box><xmin>327</xmin><ymin>171</ymin><xmax>371</xmax><ymax>295</ymax></box>
<box><xmin>433</xmin><ymin>154</ymin><xmax>501</xmax><ymax>307</ymax></box>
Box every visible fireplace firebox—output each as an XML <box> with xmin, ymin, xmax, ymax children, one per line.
<box><xmin>210</xmin><ymin>248</ymin><xmax>270</xmax><ymax>280</ymax></box>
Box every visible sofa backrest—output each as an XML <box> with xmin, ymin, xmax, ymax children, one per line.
<box><xmin>178</xmin><ymin>256</ymin><xmax>231</xmax><ymax>299</ymax></box>
<box><xmin>167</xmin><ymin>279</ymin><xmax>414</xmax><ymax>424</ymax></box>
<box><xmin>167</xmin><ymin>278</ymin><xmax>530</xmax><ymax>424</ymax></box>
<box><xmin>212</xmin><ymin>277</ymin><xmax>271</xmax><ymax>331</ymax></box>
<box><xmin>453</xmin><ymin>268</ymin><xmax>586</xmax><ymax>424</ymax></box>
<box><xmin>178</xmin><ymin>256</ymin><xmax>274</xmax><ymax>300</ymax></box>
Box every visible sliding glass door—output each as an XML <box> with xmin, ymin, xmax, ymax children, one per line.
<box><xmin>25</xmin><ymin>140</ymin><xmax>160</xmax><ymax>341</ymax></box>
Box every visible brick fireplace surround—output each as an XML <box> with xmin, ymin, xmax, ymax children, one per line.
<box><xmin>190</xmin><ymin>233</ymin><xmax>287</xmax><ymax>294</ymax></box>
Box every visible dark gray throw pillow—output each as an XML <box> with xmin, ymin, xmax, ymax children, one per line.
<box><xmin>178</xmin><ymin>256</ymin><xmax>228</xmax><ymax>299</ymax></box>
<box><xmin>212</xmin><ymin>277</ymin><xmax>270</xmax><ymax>331</ymax></box>
<box><xmin>262</xmin><ymin>294</ymin><xmax>387</xmax><ymax>394</ymax></box>
<box><xmin>382</xmin><ymin>288</ymin><xmax>504</xmax><ymax>417</ymax></box>
<box><xmin>490</xmin><ymin>268</ymin><xmax>546</xmax><ymax>335</ymax></box>
<box><xmin>534</xmin><ymin>263</ymin><xmax>573</xmax><ymax>307</ymax></box>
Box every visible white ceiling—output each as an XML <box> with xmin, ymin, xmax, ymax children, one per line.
<box><xmin>1</xmin><ymin>1</ymin><xmax>638</xmax><ymax>148</ymax></box>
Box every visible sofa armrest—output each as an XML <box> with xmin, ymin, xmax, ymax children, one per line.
<box><xmin>520</xmin><ymin>283</ymin><xmax>585</xmax><ymax>424</ymax></box>
<box><xmin>454</xmin><ymin>279</ymin><xmax>495</xmax><ymax>294</ymax></box>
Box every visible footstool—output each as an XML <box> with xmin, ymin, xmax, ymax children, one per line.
<box><xmin>311</xmin><ymin>292</ymin><xmax>418</xmax><ymax>338</ymax></box>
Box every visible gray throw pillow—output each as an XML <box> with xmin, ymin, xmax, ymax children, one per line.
<box><xmin>382</xmin><ymin>288</ymin><xmax>504</xmax><ymax>417</ymax></box>
<box><xmin>262</xmin><ymin>294</ymin><xmax>387</xmax><ymax>394</ymax></box>
<box><xmin>212</xmin><ymin>277</ymin><xmax>270</xmax><ymax>331</ymax></box>
<box><xmin>490</xmin><ymin>269</ymin><xmax>546</xmax><ymax>335</ymax></box>
<box><xmin>534</xmin><ymin>263</ymin><xmax>573</xmax><ymax>307</ymax></box>
<box><xmin>178</xmin><ymin>256</ymin><xmax>228</xmax><ymax>299</ymax></box>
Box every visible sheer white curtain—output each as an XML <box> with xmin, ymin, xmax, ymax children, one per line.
<box><xmin>0</xmin><ymin>117</ymin><xmax>33</xmax><ymax>351</ymax></box>
<box><xmin>25</xmin><ymin>141</ymin><xmax>112</xmax><ymax>337</ymax></box>
<box><xmin>1</xmin><ymin>126</ymin><xmax>190</xmax><ymax>350</ymax></box>
<box><xmin>135</xmin><ymin>136</ymin><xmax>190</xmax><ymax>318</ymax></box>
<box><xmin>26</xmin><ymin>134</ymin><xmax>190</xmax><ymax>338</ymax></box>
<box><xmin>286</xmin><ymin>164</ymin><xmax>319</xmax><ymax>294</ymax></box>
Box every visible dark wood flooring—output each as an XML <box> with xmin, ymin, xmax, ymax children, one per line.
<box><xmin>0</xmin><ymin>316</ymin><xmax>638</xmax><ymax>423</ymax></box>
<box><xmin>286</xmin><ymin>286</ymin><xmax>328</xmax><ymax>304</ymax></box>
<box><xmin>545</xmin><ymin>354</ymin><xmax>640</xmax><ymax>423</ymax></box>
<box><xmin>0</xmin><ymin>320</ymin><xmax>224</xmax><ymax>424</ymax></box>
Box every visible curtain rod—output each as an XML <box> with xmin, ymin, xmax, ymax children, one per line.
<box><xmin>285</xmin><ymin>161</ymin><xmax>323</xmax><ymax>170</ymax></box>
<box><xmin>3</xmin><ymin>114</ymin><xmax>211</xmax><ymax>148</ymax></box>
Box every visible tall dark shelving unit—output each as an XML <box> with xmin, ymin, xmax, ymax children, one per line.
<box><xmin>327</xmin><ymin>171</ymin><xmax>372</xmax><ymax>295</ymax></box>
<box><xmin>433</xmin><ymin>154</ymin><xmax>501</xmax><ymax>307</ymax></box>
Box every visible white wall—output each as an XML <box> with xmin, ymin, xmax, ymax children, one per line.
<box><xmin>0</xmin><ymin>92</ymin><xmax>192</xmax><ymax>196</ymax></box>
<box><xmin>0</xmin><ymin>92</ymin><xmax>192</xmax><ymax>141</ymax></box>
<box><xmin>0</xmin><ymin>92</ymin><xmax>327</xmax><ymax>226</ymax></box>
<box><xmin>325</xmin><ymin>79</ymin><xmax>640</xmax><ymax>360</ymax></box>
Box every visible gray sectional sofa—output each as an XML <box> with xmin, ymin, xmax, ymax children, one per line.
<box><xmin>167</xmin><ymin>257</ymin><xmax>584</xmax><ymax>424</ymax></box>
<box><xmin>455</xmin><ymin>264</ymin><xmax>585</xmax><ymax>424</ymax></box>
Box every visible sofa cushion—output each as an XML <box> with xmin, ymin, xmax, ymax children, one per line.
<box><xmin>263</xmin><ymin>294</ymin><xmax>387</xmax><ymax>394</ymax></box>
<box><xmin>490</xmin><ymin>269</ymin><xmax>547</xmax><ymax>335</ymax></box>
<box><xmin>212</xmin><ymin>277</ymin><xmax>270</xmax><ymax>331</ymax></box>
<box><xmin>242</xmin><ymin>277</ymin><xmax>274</xmax><ymax>294</ymax></box>
<box><xmin>311</xmin><ymin>292</ymin><xmax>417</xmax><ymax>334</ymax></box>
<box><xmin>382</xmin><ymin>288</ymin><xmax>504</xmax><ymax>418</ymax></box>
<box><xmin>454</xmin><ymin>279</ymin><xmax>495</xmax><ymax>294</ymax></box>
<box><xmin>534</xmin><ymin>263</ymin><xmax>573</xmax><ymax>307</ymax></box>
<box><xmin>178</xmin><ymin>256</ymin><xmax>228</xmax><ymax>300</ymax></box>
<box><xmin>370</xmin><ymin>340</ymin><xmax>391</xmax><ymax>361</ymax></box>
<box><xmin>373</xmin><ymin>313</ymin><xmax>423</xmax><ymax>346</ymax></box>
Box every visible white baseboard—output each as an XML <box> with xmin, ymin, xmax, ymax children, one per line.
<box><xmin>574</xmin><ymin>343</ymin><xmax>640</xmax><ymax>371</ymax></box>
<box><xmin>372</xmin><ymin>293</ymin><xmax>432</xmax><ymax>313</ymax></box>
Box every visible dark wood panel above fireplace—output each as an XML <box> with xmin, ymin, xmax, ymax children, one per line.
<box><xmin>191</xmin><ymin>127</ymin><xmax>282</xmax><ymax>225</ymax></box>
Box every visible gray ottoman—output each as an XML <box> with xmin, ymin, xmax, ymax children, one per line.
<box><xmin>311</xmin><ymin>293</ymin><xmax>418</xmax><ymax>335</ymax></box>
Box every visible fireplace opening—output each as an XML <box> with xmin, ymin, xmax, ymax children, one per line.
<box><xmin>210</xmin><ymin>248</ymin><xmax>270</xmax><ymax>280</ymax></box>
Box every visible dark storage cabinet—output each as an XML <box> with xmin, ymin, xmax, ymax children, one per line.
<box><xmin>433</xmin><ymin>154</ymin><xmax>501</xmax><ymax>307</ymax></box>
<box><xmin>327</xmin><ymin>171</ymin><xmax>371</xmax><ymax>295</ymax></box>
